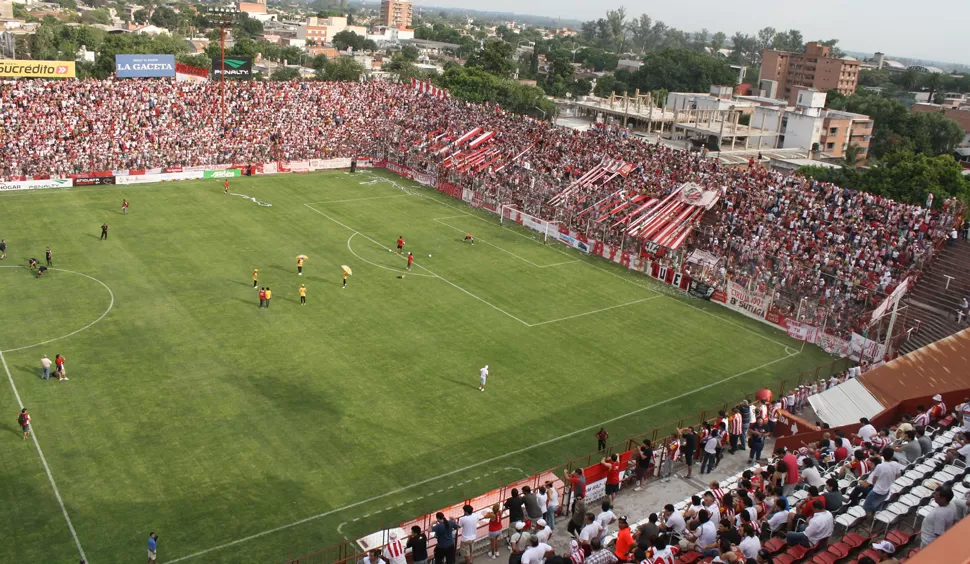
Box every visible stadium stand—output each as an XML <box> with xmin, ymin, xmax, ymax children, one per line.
<box><xmin>1</xmin><ymin>80</ymin><xmax>963</xmax><ymax>343</ymax></box>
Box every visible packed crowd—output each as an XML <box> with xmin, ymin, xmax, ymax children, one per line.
<box><xmin>2</xmin><ymin>79</ymin><xmax>959</xmax><ymax>334</ymax></box>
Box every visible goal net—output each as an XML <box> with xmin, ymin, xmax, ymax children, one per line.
<box><xmin>499</xmin><ymin>205</ymin><xmax>560</xmax><ymax>243</ymax></box>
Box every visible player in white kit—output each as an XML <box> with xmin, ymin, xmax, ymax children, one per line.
<box><xmin>479</xmin><ymin>365</ymin><xmax>489</xmax><ymax>391</ymax></box>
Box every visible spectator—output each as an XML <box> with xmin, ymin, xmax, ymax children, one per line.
<box><xmin>384</xmin><ymin>532</ymin><xmax>407</xmax><ymax>564</ymax></box>
<box><xmin>613</xmin><ymin>517</ymin><xmax>634</xmax><ymax>561</ymax></box>
<box><xmin>868</xmin><ymin>541</ymin><xmax>901</xmax><ymax>563</ymax></box>
<box><xmin>920</xmin><ymin>486</ymin><xmax>957</xmax><ymax>548</ymax></box>
<box><xmin>635</xmin><ymin>513</ymin><xmax>660</xmax><ymax>550</ymax></box>
<box><xmin>567</xmin><ymin>496</ymin><xmax>586</xmax><ymax>537</ymax></box>
<box><xmin>822</xmin><ymin>478</ymin><xmax>843</xmax><ymax>513</ymax></box>
<box><xmin>568</xmin><ymin>540</ymin><xmax>584</xmax><ymax>564</ymax></box>
<box><xmin>678</xmin><ymin>509</ymin><xmax>717</xmax><ymax>557</ymax></box>
<box><xmin>407</xmin><ymin>525</ymin><xmax>429</xmax><ymax>564</ymax></box>
<box><xmin>739</xmin><ymin>524</ymin><xmax>761</xmax><ymax>560</ymax></box>
<box><xmin>544</xmin><ymin>481</ymin><xmax>559</xmax><ymax>530</ymax></box>
<box><xmin>505</xmin><ymin>489</ymin><xmax>526</xmax><ymax>533</ymax></box>
<box><xmin>457</xmin><ymin>505</ymin><xmax>481</xmax><ymax>564</ymax></box>
<box><xmin>485</xmin><ymin>504</ymin><xmax>502</xmax><ymax>559</ymax></box>
<box><xmin>520</xmin><ymin>536</ymin><xmax>552</xmax><ymax>564</ymax></box>
<box><xmin>700</xmin><ymin>429</ymin><xmax>719</xmax><ymax>475</ymax></box>
<box><xmin>660</xmin><ymin>504</ymin><xmax>686</xmax><ymax>539</ymax></box>
<box><xmin>584</xmin><ymin>539</ymin><xmax>617</xmax><ymax>564</ymax></box>
<box><xmin>785</xmin><ymin>501</ymin><xmax>833</xmax><ymax>549</ymax></box>
<box><xmin>523</xmin><ymin>486</ymin><xmax>543</xmax><ymax>521</ymax></box>
<box><xmin>432</xmin><ymin>512</ymin><xmax>458</xmax><ymax>564</ymax></box>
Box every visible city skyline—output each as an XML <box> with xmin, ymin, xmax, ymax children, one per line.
<box><xmin>417</xmin><ymin>0</ymin><xmax>969</xmax><ymax>65</ymax></box>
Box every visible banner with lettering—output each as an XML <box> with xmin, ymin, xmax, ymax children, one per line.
<box><xmin>725</xmin><ymin>281</ymin><xmax>772</xmax><ymax>319</ymax></box>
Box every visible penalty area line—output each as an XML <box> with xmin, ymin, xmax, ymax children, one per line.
<box><xmin>162</xmin><ymin>349</ymin><xmax>800</xmax><ymax>563</ymax></box>
<box><xmin>0</xmin><ymin>350</ymin><xmax>88</xmax><ymax>563</ymax></box>
<box><xmin>527</xmin><ymin>295</ymin><xmax>663</xmax><ymax>327</ymax></box>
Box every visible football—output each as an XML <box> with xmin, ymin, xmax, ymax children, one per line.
<box><xmin>429</xmin><ymin>254</ymin><xmax>432</xmax><ymax>257</ymax></box>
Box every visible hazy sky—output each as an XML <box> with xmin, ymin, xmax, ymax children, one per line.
<box><xmin>417</xmin><ymin>0</ymin><xmax>969</xmax><ymax>64</ymax></box>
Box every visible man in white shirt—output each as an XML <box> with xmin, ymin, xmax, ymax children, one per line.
<box><xmin>479</xmin><ymin>365</ymin><xmax>488</xmax><ymax>392</ymax></box>
<box><xmin>767</xmin><ymin>499</ymin><xmax>790</xmax><ymax>533</ymax></box>
<box><xmin>678</xmin><ymin>510</ymin><xmax>718</xmax><ymax>557</ymax></box>
<box><xmin>520</xmin><ymin>537</ymin><xmax>552</xmax><ymax>564</ymax></box>
<box><xmin>863</xmin><ymin>449</ymin><xmax>904</xmax><ymax>518</ymax></box>
<box><xmin>457</xmin><ymin>505</ymin><xmax>481</xmax><ymax>564</ymax></box>
<box><xmin>921</xmin><ymin>487</ymin><xmax>957</xmax><ymax>548</ymax></box>
<box><xmin>534</xmin><ymin>519</ymin><xmax>551</xmax><ymax>543</ymax></box>
<box><xmin>799</xmin><ymin>458</ymin><xmax>825</xmax><ymax>489</ymax></box>
<box><xmin>579</xmin><ymin>513</ymin><xmax>603</xmax><ymax>547</ymax></box>
<box><xmin>785</xmin><ymin>502</ymin><xmax>833</xmax><ymax>548</ymax></box>
<box><xmin>738</xmin><ymin>524</ymin><xmax>761</xmax><ymax>560</ymax></box>
<box><xmin>660</xmin><ymin>504</ymin><xmax>686</xmax><ymax>537</ymax></box>
<box><xmin>857</xmin><ymin>418</ymin><xmax>877</xmax><ymax>443</ymax></box>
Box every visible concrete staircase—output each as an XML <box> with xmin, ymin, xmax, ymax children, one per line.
<box><xmin>899</xmin><ymin>239</ymin><xmax>970</xmax><ymax>354</ymax></box>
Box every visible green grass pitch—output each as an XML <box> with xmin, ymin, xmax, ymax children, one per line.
<box><xmin>0</xmin><ymin>169</ymin><xmax>831</xmax><ymax>563</ymax></box>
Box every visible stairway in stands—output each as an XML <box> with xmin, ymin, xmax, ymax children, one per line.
<box><xmin>900</xmin><ymin>239</ymin><xmax>970</xmax><ymax>354</ymax></box>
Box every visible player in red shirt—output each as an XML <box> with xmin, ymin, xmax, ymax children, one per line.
<box><xmin>396</xmin><ymin>236</ymin><xmax>405</xmax><ymax>254</ymax></box>
<box><xmin>55</xmin><ymin>354</ymin><xmax>67</xmax><ymax>381</ymax></box>
<box><xmin>224</xmin><ymin>179</ymin><xmax>229</xmax><ymax>194</ymax></box>
<box><xmin>122</xmin><ymin>199</ymin><xmax>129</xmax><ymax>215</ymax></box>
<box><xmin>259</xmin><ymin>287</ymin><xmax>266</xmax><ymax>308</ymax></box>
<box><xmin>406</xmin><ymin>252</ymin><xmax>414</xmax><ymax>271</ymax></box>
<box><xmin>464</xmin><ymin>233</ymin><xmax>474</xmax><ymax>244</ymax></box>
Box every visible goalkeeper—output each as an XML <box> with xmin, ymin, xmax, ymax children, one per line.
<box><xmin>464</xmin><ymin>233</ymin><xmax>474</xmax><ymax>244</ymax></box>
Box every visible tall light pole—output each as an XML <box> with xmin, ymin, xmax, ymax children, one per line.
<box><xmin>207</xmin><ymin>6</ymin><xmax>239</xmax><ymax>132</ymax></box>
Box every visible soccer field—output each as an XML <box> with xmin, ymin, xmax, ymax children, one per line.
<box><xmin>0</xmin><ymin>169</ymin><xmax>830</xmax><ymax>563</ymax></box>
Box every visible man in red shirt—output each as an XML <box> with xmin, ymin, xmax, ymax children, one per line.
<box><xmin>776</xmin><ymin>447</ymin><xmax>800</xmax><ymax>495</ymax></box>
<box><xmin>613</xmin><ymin>517</ymin><xmax>635</xmax><ymax>561</ymax></box>
<box><xmin>596</xmin><ymin>427</ymin><xmax>609</xmax><ymax>451</ymax></box>
<box><xmin>602</xmin><ymin>454</ymin><xmax>623</xmax><ymax>502</ymax></box>
<box><xmin>259</xmin><ymin>287</ymin><xmax>266</xmax><ymax>308</ymax></box>
<box><xmin>406</xmin><ymin>252</ymin><xmax>414</xmax><ymax>271</ymax></box>
<box><xmin>396</xmin><ymin>236</ymin><xmax>405</xmax><ymax>254</ymax></box>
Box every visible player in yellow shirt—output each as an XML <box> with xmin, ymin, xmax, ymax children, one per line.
<box><xmin>297</xmin><ymin>256</ymin><xmax>304</xmax><ymax>276</ymax></box>
<box><xmin>252</xmin><ymin>268</ymin><xmax>259</xmax><ymax>289</ymax></box>
<box><xmin>299</xmin><ymin>284</ymin><xmax>307</xmax><ymax>305</ymax></box>
<box><xmin>342</xmin><ymin>271</ymin><xmax>348</xmax><ymax>288</ymax></box>
<box><xmin>264</xmin><ymin>287</ymin><xmax>272</xmax><ymax>308</ymax></box>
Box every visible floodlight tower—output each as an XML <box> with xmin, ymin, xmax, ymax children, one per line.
<box><xmin>207</xmin><ymin>6</ymin><xmax>239</xmax><ymax>131</ymax></box>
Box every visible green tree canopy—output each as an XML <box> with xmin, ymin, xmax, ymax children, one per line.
<box><xmin>436</xmin><ymin>65</ymin><xmax>555</xmax><ymax>119</ymax></box>
<box><xmin>331</xmin><ymin>30</ymin><xmax>375</xmax><ymax>52</ymax></box>
<box><xmin>271</xmin><ymin>66</ymin><xmax>301</xmax><ymax>81</ymax></box>
<box><xmin>629</xmin><ymin>48</ymin><xmax>737</xmax><ymax>93</ymax></box>
<box><xmin>828</xmin><ymin>91</ymin><xmax>964</xmax><ymax>158</ymax></box>
<box><xmin>464</xmin><ymin>39</ymin><xmax>516</xmax><ymax>79</ymax></box>
<box><xmin>799</xmin><ymin>151</ymin><xmax>970</xmax><ymax>205</ymax></box>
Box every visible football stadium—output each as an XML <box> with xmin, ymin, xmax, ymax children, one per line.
<box><xmin>2</xmin><ymin>78</ymin><xmax>970</xmax><ymax>564</ymax></box>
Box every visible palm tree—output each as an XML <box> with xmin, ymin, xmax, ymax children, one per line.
<box><xmin>924</xmin><ymin>72</ymin><xmax>944</xmax><ymax>103</ymax></box>
<box><xmin>842</xmin><ymin>143</ymin><xmax>862</xmax><ymax>168</ymax></box>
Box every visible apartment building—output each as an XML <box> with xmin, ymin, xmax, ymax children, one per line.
<box><xmin>379</xmin><ymin>0</ymin><xmax>412</xmax><ymax>29</ymax></box>
<box><xmin>760</xmin><ymin>41</ymin><xmax>860</xmax><ymax>105</ymax></box>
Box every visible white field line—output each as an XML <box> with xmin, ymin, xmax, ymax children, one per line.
<box><xmin>0</xmin><ymin>350</ymin><xmax>88</xmax><ymax>562</ymax></box>
<box><xmin>670</xmin><ymin>298</ymin><xmax>793</xmax><ymax>350</ymax></box>
<box><xmin>305</xmin><ymin>203</ymin><xmax>531</xmax><ymax>326</ymax></box>
<box><xmin>162</xmin><ymin>349</ymin><xmax>800</xmax><ymax>563</ymax></box>
<box><xmin>432</xmin><ymin>217</ymin><xmax>579</xmax><ymax>269</ymax></box>
<box><xmin>528</xmin><ymin>296</ymin><xmax>663</xmax><ymax>327</ymax></box>
<box><xmin>417</xmin><ymin>194</ymin><xmax>577</xmax><ymax>259</ymax></box>
<box><xmin>0</xmin><ymin>266</ymin><xmax>116</xmax><ymax>353</ymax></box>
<box><xmin>346</xmin><ymin>234</ymin><xmax>436</xmax><ymax>278</ymax></box>
<box><xmin>305</xmin><ymin>194</ymin><xmax>412</xmax><ymax>205</ymax></box>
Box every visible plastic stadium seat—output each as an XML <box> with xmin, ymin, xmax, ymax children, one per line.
<box><xmin>886</xmin><ymin>529</ymin><xmax>915</xmax><ymax>548</ymax></box>
<box><xmin>763</xmin><ymin>537</ymin><xmax>788</xmax><ymax>554</ymax></box>
<box><xmin>786</xmin><ymin>544</ymin><xmax>810</xmax><ymax>559</ymax></box>
<box><xmin>906</xmin><ymin>547</ymin><xmax>921</xmax><ymax>558</ymax></box>
<box><xmin>841</xmin><ymin>532</ymin><xmax>874</xmax><ymax>549</ymax></box>
<box><xmin>678</xmin><ymin>551</ymin><xmax>701</xmax><ymax>564</ymax></box>
<box><xmin>772</xmin><ymin>554</ymin><xmax>797</xmax><ymax>564</ymax></box>
<box><xmin>826</xmin><ymin>542</ymin><xmax>852</xmax><ymax>559</ymax></box>
<box><xmin>810</xmin><ymin>553</ymin><xmax>838</xmax><ymax>564</ymax></box>
<box><xmin>858</xmin><ymin>549</ymin><xmax>881</xmax><ymax>561</ymax></box>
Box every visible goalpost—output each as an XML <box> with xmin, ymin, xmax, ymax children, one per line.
<box><xmin>498</xmin><ymin>204</ymin><xmax>560</xmax><ymax>244</ymax></box>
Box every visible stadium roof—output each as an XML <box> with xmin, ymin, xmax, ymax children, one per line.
<box><xmin>858</xmin><ymin>328</ymin><xmax>970</xmax><ymax>407</ymax></box>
